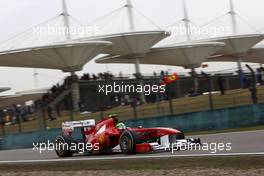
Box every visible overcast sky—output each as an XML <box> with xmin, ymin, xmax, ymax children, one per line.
<box><xmin>0</xmin><ymin>0</ymin><xmax>263</xmax><ymax>95</ymax></box>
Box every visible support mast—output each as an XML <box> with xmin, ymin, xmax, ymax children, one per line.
<box><xmin>62</xmin><ymin>0</ymin><xmax>71</xmax><ymax>40</ymax></box>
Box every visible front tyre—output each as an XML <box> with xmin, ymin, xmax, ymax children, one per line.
<box><xmin>55</xmin><ymin>135</ymin><xmax>74</xmax><ymax>157</ymax></box>
<box><xmin>119</xmin><ymin>130</ymin><xmax>140</xmax><ymax>154</ymax></box>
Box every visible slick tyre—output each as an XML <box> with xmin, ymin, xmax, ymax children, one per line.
<box><xmin>55</xmin><ymin>135</ymin><xmax>74</xmax><ymax>157</ymax></box>
<box><xmin>119</xmin><ymin>130</ymin><xmax>140</xmax><ymax>154</ymax></box>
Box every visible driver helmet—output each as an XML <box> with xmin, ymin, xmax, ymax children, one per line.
<box><xmin>116</xmin><ymin>122</ymin><xmax>126</xmax><ymax>130</ymax></box>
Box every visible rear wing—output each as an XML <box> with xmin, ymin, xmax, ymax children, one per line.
<box><xmin>62</xmin><ymin>119</ymin><xmax>95</xmax><ymax>134</ymax></box>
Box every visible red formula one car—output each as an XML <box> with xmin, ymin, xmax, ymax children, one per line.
<box><xmin>55</xmin><ymin>115</ymin><xmax>201</xmax><ymax>157</ymax></box>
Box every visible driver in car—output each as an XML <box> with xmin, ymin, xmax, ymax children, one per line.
<box><xmin>109</xmin><ymin>113</ymin><xmax>127</xmax><ymax>130</ymax></box>
<box><xmin>116</xmin><ymin>122</ymin><xmax>126</xmax><ymax>130</ymax></box>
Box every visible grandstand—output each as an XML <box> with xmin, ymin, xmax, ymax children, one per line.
<box><xmin>1</xmin><ymin>68</ymin><xmax>264</xmax><ymax>136</ymax></box>
<box><xmin>1</xmin><ymin>85</ymin><xmax>264</xmax><ymax>136</ymax></box>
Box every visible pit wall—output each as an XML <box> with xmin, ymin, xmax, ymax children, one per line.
<box><xmin>1</xmin><ymin>103</ymin><xmax>264</xmax><ymax>150</ymax></box>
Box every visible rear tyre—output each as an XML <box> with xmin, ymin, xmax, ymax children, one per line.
<box><xmin>55</xmin><ymin>135</ymin><xmax>74</xmax><ymax>157</ymax></box>
<box><xmin>119</xmin><ymin>130</ymin><xmax>140</xmax><ymax>154</ymax></box>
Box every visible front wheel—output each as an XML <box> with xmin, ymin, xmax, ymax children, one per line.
<box><xmin>119</xmin><ymin>130</ymin><xmax>140</xmax><ymax>154</ymax></box>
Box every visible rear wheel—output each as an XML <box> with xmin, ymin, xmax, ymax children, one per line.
<box><xmin>55</xmin><ymin>135</ymin><xmax>74</xmax><ymax>157</ymax></box>
<box><xmin>119</xmin><ymin>130</ymin><xmax>140</xmax><ymax>154</ymax></box>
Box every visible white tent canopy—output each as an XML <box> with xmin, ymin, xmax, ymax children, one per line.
<box><xmin>197</xmin><ymin>1</ymin><xmax>264</xmax><ymax>59</ymax></box>
<box><xmin>0</xmin><ymin>41</ymin><xmax>112</xmax><ymax>72</ymax></box>
<box><xmin>0</xmin><ymin>13</ymin><xmax>91</xmax><ymax>53</ymax></box>
<box><xmin>154</xmin><ymin>21</ymin><xmax>204</xmax><ymax>47</ymax></box>
<box><xmin>154</xmin><ymin>0</ymin><xmax>263</xmax><ymax>57</ymax></box>
<box><xmin>76</xmin><ymin>31</ymin><xmax>170</xmax><ymax>56</ymax></box>
<box><xmin>87</xmin><ymin>1</ymin><xmax>162</xmax><ymax>36</ymax></box>
<box><xmin>200</xmin><ymin>11</ymin><xmax>260</xmax><ymax>39</ymax></box>
<box><xmin>0</xmin><ymin>0</ymin><xmax>114</xmax><ymax>73</ymax></box>
<box><xmin>93</xmin><ymin>1</ymin><xmax>224</xmax><ymax>68</ymax></box>
<box><xmin>200</xmin><ymin>0</ymin><xmax>261</xmax><ymax>38</ymax></box>
<box><xmin>207</xmin><ymin>47</ymin><xmax>264</xmax><ymax>64</ymax></box>
<box><xmin>200</xmin><ymin>34</ymin><xmax>264</xmax><ymax>56</ymax></box>
<box><xmin>73</xmin><ymin>1</ymin><xmax>170</xmax><ymax>56</ymax></box>
<box><xmin>154</xmin><ymin>0</ymin><xmax>204</xmax><ymax>47</ymax></box>
<box><xmin>0</xmin><ymin>0</ymin><xmax>114</xmax><ymax>111</ymax></box>
<box><xmin>96</xmin><ymin>42</ymin><xmax>225</xmax><ymax>69</ymax></box>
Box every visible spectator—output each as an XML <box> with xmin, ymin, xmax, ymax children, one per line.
<box><xmin>98</xmin><ymin>73</ymin><xmax>103</xmax><ymax>80</ymax></box>
<box><xmin>0</xmin><ymin>118</ymin><xmax>4</xmax><ymax>126</ymax></box>
<box><xmin>12</xmin><ymin>104</ymin><xmax>21</xmax><ymax>124</ymax></box>
<box><xmin>9</xmin><ymin>108</ymin><xmax>17</xmax><ymax>125</ymax></box>
<box><xmin>218</xmin><ymin>76</ymin><xmax>225</xmax><ymax>95</ymax></box>
<box><xmin>239</xmin><ymin>71</ymin><xmax>250</xmax><ymax>88</ymax></box>
<box><xmin>86</xmin><ymin>73</ymin><xmax>91</xmax><ymax>80</ymax></box>
<box><xmin>81</xmin><ymin>73</ymin><xmax>91</xmax><ymax>80</ymax></box>
<box><xmin>256</xmin><ymin>68</ymin><xmax>263</xmax><ymax>85</ymax></box>
<box><xmin>0</xmin><ymin>109</ymin><xmax>5</xmax><ymax>126</ymax></box>
<box><xmin>4</xmin><ymin>110</ymin><xmax>12</xmax><ymax>125</ymax></box>
<box><xmin>160</xmin><ymin>70</ymin><xmax>164</xmax><ymax>75</ymax></box>
<box><xmin>92</xmin><ymin>74</ymin><xmax>97</xmax><ymax>80</ymax></box>
<box><xmin>261</xmin><ymin>67</ymin><xmax>264</xmax><ymax>84</ymax></box>
<box><xmin>160</xmin><ymin>70</ymin><xmax>165</xmax><ymax>79</ymax></box>
<box><xmin>20</xmin><ymin>106</ymin><xmax>28</xmax><ymax>122</ymax></box>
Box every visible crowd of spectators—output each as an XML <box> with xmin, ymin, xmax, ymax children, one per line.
<box><xmin>0</xmin><ymin>104</ymin><xmax>35</xmax><ymax>126</ymax></box>
<box><xmin>80</xmin><ymin>72</ymin><xmax>114</xmax><ymax>81</ymax></box>
<box><xmin>80</xmin><ymin>70</ymin><xmax>172</xmax><ymax>81</ymax></box>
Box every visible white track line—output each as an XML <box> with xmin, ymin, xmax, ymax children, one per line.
<box><xmin>188</xmin><ymin>130</ymin><xmax>264</xmax><ymax>137</ymax></box>
<box><xmin>0</xmin><ymin>152</ymin><xmax>264</xmax><ymax>164</ymax></box>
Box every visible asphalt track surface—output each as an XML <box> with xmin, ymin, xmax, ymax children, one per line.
<box><xmin>0</xmin><ymin>130</ymin><xmax>264</xmax><ymax>163</ymax></box>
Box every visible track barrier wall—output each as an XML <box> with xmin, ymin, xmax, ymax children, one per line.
<box><xmin>2</xmin><ymin>103</ymin><xmax>264</xmax><ymax>150</ymax></box>
<box><xmin>2</xmin><ymin>129</ymin><xmax>60</xmax><ymax>150</ymax></box>
<box><xmin>0</xmin><ymin>138</ymin><xmax>3</xmax><ymax>150</ymax></box>
<box><xmin>125</xmin><ymin>104</ymin><xmax>264</xmax><ymax>131</ymax></box>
